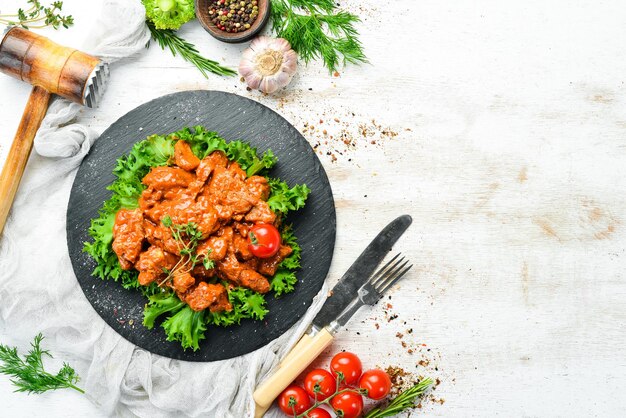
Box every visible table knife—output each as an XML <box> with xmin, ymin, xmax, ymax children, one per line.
<box><xmin>253</xmin><ymin>214</ymin><xmax>412</xmax><ymax>417</ymax></box>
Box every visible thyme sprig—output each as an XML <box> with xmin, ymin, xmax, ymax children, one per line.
<box><xmin>158</xmin><ymin>216</ymin><xmax>214</xmax><ymax>287</ymax></box>
<box><xmin>270</xmin><ymin>0</ymin><xmax>367</xmax><ymax>73</ymax></box>
<box><xmin>147</xmin><ymin>21</ymin><xmax>236</xmax><ymax>78</ymax></box>
<box><xmin>0</xmin><ymin>334</ymin><xmax>84</xmax><ymax>394</ymax></box>
<box><xmin>0</xmin><ymin>0</ymin><xmax>74</xmax><ymax>29</ymax></box>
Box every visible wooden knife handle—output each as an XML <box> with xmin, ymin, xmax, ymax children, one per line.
<box><xmin>253</xmin><ymin>328</ymin><xmax>334</xmax><ymax>418</ymax></box>
<box><xmin>278</xmin><ymin>333</ymin><xmax>313</xmax><ymax>367</ymax></box>
<box><xmin>0</xmin><ymin>86</ymin><xmax>51</xmax><ymax>235</ymax></box>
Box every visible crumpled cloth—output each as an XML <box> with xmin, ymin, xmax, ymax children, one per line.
<box><xmin>0</xmin><ymin>1</ymin><xmax>327</xmax><ymax>416</ymax></box>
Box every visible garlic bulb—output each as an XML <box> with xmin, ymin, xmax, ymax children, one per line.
<box><xmin>239</xmin><ymin>36</ymin><xmax>297</xmax><ymax>94</ymax></box>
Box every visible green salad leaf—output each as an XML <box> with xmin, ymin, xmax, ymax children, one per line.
<box><xmin>267</xmin><ymin>178</ymin><xmax>311</xmax><ymax>215</ymax></box>
<box><xmin>270</xmin><ymin>227</ymin><xmax>302</xmax><ymax>296</ymax></box>
<box><xmin>84</xmin><ymin>126</ymin><xmax>308</xmax><ymax>351</ymax></box>
<box><xmin>162</xmin><ymin>306</ymin><xmax>207</xmax><ymax>351</ymax></box>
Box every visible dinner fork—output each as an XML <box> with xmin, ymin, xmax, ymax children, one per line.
<box><xmin>327</xmin><ymin>252</ymin><xmax>412</xmax><ymax>333</ymax></box>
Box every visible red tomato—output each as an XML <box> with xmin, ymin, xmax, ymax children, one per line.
<box><xmin>248</xmin><ymin>223</ymin><xmax>281</xmax><ymax>258</ymax></box>
<box><xmin>308</xmin><ymin>407</ymin><xmax>332</xmax><ymax>418</ymax></box>
<box><xmin>330</xmin><ymin>352</ymin><xmax>362</xmax><ymax>385</ymax></box>
<box><xmin>277</xmin><ymin>385</ymin><xmax>311</xmax><ymax>415</ymax></box>
<box><xmin>331</xmin><ymin>391</ymin><xmax>363</xmax><ymax>418</ymax></box>
<box><xmin>359</xmin><ymin>369</ymin><xmax>392</xmax><ymax>400</ymax></box>
<box><xmin>304</xmin><ymin>368</ymin><xmax>337</xmax><ymax>401</ymax></box>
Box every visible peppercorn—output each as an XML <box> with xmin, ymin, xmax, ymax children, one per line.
<box><xmin>208</xmin><ymin>0</ymin><xmax>259</xmax><ymax>33</ymax></box>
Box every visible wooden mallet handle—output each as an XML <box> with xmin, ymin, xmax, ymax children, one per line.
<box><xmin>0</xmin><ymin>87</ymin><xmax>51</xmax><ymax>233</ymax></box>
<box><xmin>0</xmin><ymin>27</ymin><xmax>106</xmax><ymax>235</ymax></box>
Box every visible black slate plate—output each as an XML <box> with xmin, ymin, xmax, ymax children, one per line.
<box><xmin>67</xmin><ymin>90</ymin><xmax>336</xmax><ymax>362</ymax></box>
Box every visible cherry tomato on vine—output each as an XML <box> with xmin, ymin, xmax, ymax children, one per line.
<box><xmin>307</xmin><ymin>407</ymin><xmax>332</xmax><ymax>418</ymax></box>
<box><xmin>359</xmin><ymin>369</ymin><xmax>392</xmax><ymax>400</ymax></box>
<box><xmin>330</xmin><ymin>352</ymin><xmax>362</xmax><ymax>385</ymax></box>
<box><xmin>248</xmin><ymin>223</ymin><xmax>281</xmax><ymax>258</ymax></box>
<box><xmin>278</xmin><ymin>385</ymin><xmax>311</xmax><ymax>415</ymax></box>
<box><xmin>304</xmin><ymin>368</ymin><xmax>337</xmax><ymax>401</ymax></box>
<box><xmin>331</xmin><ymin>391</ymin><xmax>363</xmax><ymax>418</ymax></box>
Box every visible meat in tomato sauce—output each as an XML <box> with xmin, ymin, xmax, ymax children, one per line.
<box><xmin>111</xmin><ymin>140</ymin><xmax>292</xmax><ymax>313</ymax></box>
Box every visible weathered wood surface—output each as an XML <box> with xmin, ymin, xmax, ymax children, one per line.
<box><xmin>1</xmin><ymin>0</ymin><xmax>626</xmax><ymax>416</ymax></box>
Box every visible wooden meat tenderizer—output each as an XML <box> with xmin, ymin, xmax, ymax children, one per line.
<box><xmin>0</xmin><ymin>27</ymin><xmax>109</xmax><ymax>234</ymax></box>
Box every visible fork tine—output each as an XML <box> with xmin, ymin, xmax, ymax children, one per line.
<box><xmin>369</xmin><ymin>253</ymin><xmax>401</xmax><ymax>286</ymax></box>
<box><xmin>379</xmin><ymin>264</ymin><xmax>412</xmax><ymax>296</ymax></box>
<box><xmin>374</xmin><ymin>258</ymin><xmax>410</xmax><ymax>292</ymax></box>
<box><xmin>370</xmin><ymin>254</ymin><xmax>404</xmax><ymax>287</ymax></box>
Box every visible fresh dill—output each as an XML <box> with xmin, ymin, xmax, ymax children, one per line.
<box><xmin>147</xmin><ymin>21</ymin><xmax>237</xmax><ymax>78</ymax></box>
<box><xmin>0</xmin><ymin>0</ymin><xmax>74</xmax><ymax>30</ymax></box>
<box><xmin>0</xmin><ymin>334</ymin><xmax>84</xmax><ymax>394</ymax></box>
<box><xmin>270</xmin><ymin>0</ymin><xmax>367</xmax><ymax>73</ymax></box>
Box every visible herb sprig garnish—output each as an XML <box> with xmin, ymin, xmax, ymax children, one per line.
<box><xmin>147</xmin><ymin>21</ymin><xmax>237</xmax><ymax>78</ymax></box>
<box><xmin>158</xmin><ymin>216</ymin><xmax>214</xmax><ymax>287</ymax></box>
<box><xmin>0</xmin><ymin>334</ymin><xmax>84</xmax><ymax>394</ymax></box>
<box><xmin>270</xmin><ymin>0</ymin><xmax>367</xmax><ymax>73</ymax></box>
<box><xmin>364</xmin><ymin>378</ymin><xmax>434</xmax><ymax>418</ymax></box>
<box><xmin>0</xmin><ymin>0</ymin><xmax>74</xmax><ymax>30</ymax></box>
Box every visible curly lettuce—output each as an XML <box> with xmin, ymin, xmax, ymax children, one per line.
<box><xmin>84</xmin><ymin>126</ymin><xmax>308</xmax><ymax>351</ymax></box>
<box><xmin>142</xmin><ymin>0</ymin><xmax>195</xmax><ymax>30</ymax></box>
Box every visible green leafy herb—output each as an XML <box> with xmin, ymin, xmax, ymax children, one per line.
<box><xmin>270</xmin><ymin>0</ymin><xmax>367</xmax><ymax>73</ymax></box>
<box><xmin>142</xmin><ymin>0</ymin><xmax>195</xmax><ymax>30</ymax></box>
<box><xmin>0</xmin><ymin>0</ymin><xmax>74</xmax><ymax>30</ymax></box>
<box><xmin>147</xmin><ymin>21</ymin><xmax>236</xmax><ymax>78</ymax></box>
<box><xmin>364</xmin><ymin>378</ymin><xmax>434</xmax><ymax>418</ymax></box>
<box><xmin>157</xmin><ymin>219</ymin><xmax>207</xmax><ymax>286</ymax></box>
<box><xmin>0</xmin><ymin>334</ymin><xmax>84</xmax><ymax>394</ymax></box>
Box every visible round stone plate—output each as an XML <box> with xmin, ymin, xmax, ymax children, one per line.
<box><xmin>67</xmin><ymin>90</ymin><xmax>336</xmax><ymax>361</ymax></box>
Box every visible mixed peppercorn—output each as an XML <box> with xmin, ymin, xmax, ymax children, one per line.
<box><xmin>208</xmin><ymin>0</ymin><xmax>259</xmax><ymax>33</ymax></box>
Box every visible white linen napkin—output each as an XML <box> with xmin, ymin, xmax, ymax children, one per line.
<box><xmin>0</xmin><ymin>1</ymin><xmax>327</xmax><ymax>416</ymax></box>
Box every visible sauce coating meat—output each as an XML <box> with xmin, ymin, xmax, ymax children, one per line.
<box><xmin>111</xmin><ymin>142</ymin><xmax>292</xmax><ymax>313</ymax></box>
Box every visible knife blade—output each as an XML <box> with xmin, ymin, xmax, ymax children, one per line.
<box><xmin>311</xmin><ymin>214</ymin><xmax>412</xmax><ymax>330</ymax></box>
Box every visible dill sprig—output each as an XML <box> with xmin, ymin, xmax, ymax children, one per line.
<box><xmin>147</xmin><ymin>21</ymin><xmax>236</xmax><ymax>78</ymax></box>
<box><xmin>270</xmin><ymin>0</ymin><xmax>367</xmax><ymax>73</ymax></box>
<box><xmin>364</xmin><ymin>377</ymin><xmax>434</xmax><ymax>418</ymax></box>
<box><xmin>0</xmin><ymin>334</ymin><xmax>84</xmax><ymax>394</ymax></box>
<box><xmin>0</xmin><ymin>0</ymin><xmax>74</xmax><ymax>30</ymax></box>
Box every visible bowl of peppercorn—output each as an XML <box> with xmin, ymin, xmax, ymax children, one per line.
<box><xmin>195</xmin><ymin>0</ymin><xmax>270</xmax><ymax>43</ymax></box>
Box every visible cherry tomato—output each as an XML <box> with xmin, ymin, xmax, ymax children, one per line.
<box><xmin>248</xmin><ymin>223</ymin><xmax>281</xmax><ymax>258</ymax></box>
<box><xmin>277</xmin><ymin>385</ymin><xmax>311</xmax><ymax>415</ymax></box>
<box><xmin>359</xmin><ymin>369</ymin><xmax>392</xmax><ymax>400</ymax></box>
<box><xmin>331</xmin><ymin>391</ymin><xmax>363</xmax><ymax>418</ymax></box>
<box><xmin>330</xmin><ymin>352</ymin><xmax>362</xmax><ymax>385</ymax></box>
<box><xmin>307</xmin><ymin>407</ymin><xmax>332</xmax><ymax>418</ymax></box>
<box><xmin>304</xmin><ymin>368</ymin><xmax>336</xmax><ymax>401</ymax></box>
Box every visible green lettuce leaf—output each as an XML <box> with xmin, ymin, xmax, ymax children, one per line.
<box><xmin>161</xmin><ymin>305</ymin><xmax>207</xmax><ymax>351</ymax></box>
<box><xmin>207</xmin><ymin>287</ymin><xmax>269</xmax><ymax>327</ymax></box>
<box><xmin>143</xmin><ymin>292</ymin><xmax>185</xmax><ymax>329</ymax></box>
<box><xmin>266</xmin><ymin>178</ymin><xmax>310</xmax><ymax>215</ymax></box>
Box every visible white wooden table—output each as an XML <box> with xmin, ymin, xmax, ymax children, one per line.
<box><xmin>2</xmin><ymin>0</ymin><xmax>626</xmax><ymax>416</ymax></box>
